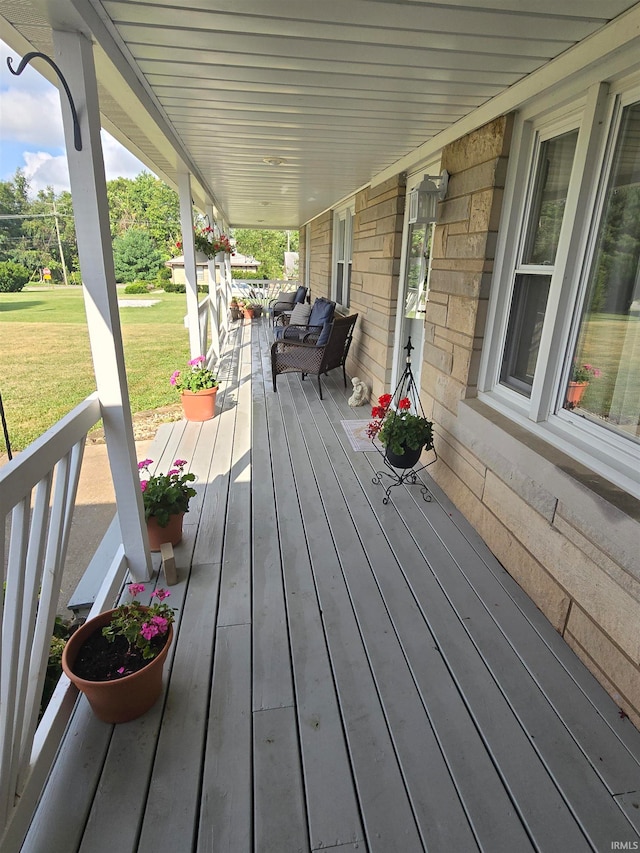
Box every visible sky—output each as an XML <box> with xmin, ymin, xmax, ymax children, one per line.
<box><xmin>0</xmin><ymin>41</ymin><xmax>148</xmax><ymax>196</ymax></box>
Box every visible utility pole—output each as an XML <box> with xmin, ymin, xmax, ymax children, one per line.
<box><xmin>52</xmin><ymin>199</ymin><xmax>69</xmax><ymax>286</ymax></box>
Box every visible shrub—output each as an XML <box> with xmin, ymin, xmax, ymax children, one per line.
<box><xmin>124</xmin><ymin>281</ymin><xmax>151</xmax><ymax>294</ymax></box>
<box><xmin>113</xmin><ymin>228</ymin><xmax>163</xmax><ymax>283</ymax></box>
<box><xmin>157</xmin><ymin>266</ymin><xmax>172</xmax><ymax>283</ymax></box>
<box><xmin>163</xmin><ymin>281</ymin><xmax>185</xmax><ymax>293</ymax></box>
<box><xmin>0</xmin><ymin>261</ymin><xmax>30</xmax><ymax>292</ymax></box>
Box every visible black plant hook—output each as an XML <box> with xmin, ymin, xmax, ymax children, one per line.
<box><xmin>7</xmin><ymin>51</ymin><xmax>82</xmax><ymax>151</ymax></box>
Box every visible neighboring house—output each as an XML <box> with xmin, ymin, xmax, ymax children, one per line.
<box><xmin>1</xmin><ymin>2</ymin><xmax>638</xmax><ymax>732</ymax></box>
<box><xmin>165</xmin><ymin>251</ymin><xmax>260</xmax><ymax>286</ymax></box>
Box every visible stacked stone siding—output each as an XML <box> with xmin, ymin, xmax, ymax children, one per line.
<box><xmin>308</xmin><ymin>212</ymin><xmax>332</xmax><ymax>300</ymax></box>
<box><xmin>348</xmin><ymin>175</ymin><xmax>406</xmax><ymax>397</ymax></box>
<box><xmin>424</xmin><ymin>115</ymin><xmax>640</xmax><ymax>727</ymax></box>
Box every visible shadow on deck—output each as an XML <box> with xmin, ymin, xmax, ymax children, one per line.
<box><xmin>20</xmin><ymin>318</ymin><xmax>640</xmax><ymax>852</ymax></box>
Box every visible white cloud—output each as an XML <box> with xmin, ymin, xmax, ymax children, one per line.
<box><xmin>22</xmin><ymin>151</ymin><xmax>70</xmax><ymax>195</ymax></box>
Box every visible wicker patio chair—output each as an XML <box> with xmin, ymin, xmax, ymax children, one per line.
<box><xmin>271</xmin><ymin>314</ymin><xmax>358</xmax><ymax>400</ymax></box>
<box><xmin>269</xmin><ymin>285</ymin><xmax>308</xmax><ymax>326</ymax></box>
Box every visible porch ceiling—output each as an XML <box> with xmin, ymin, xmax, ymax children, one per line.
<box><xmin>1</xmin><ymin>0</ymin><xmax>638</xmax><ymax>228</ymax></box>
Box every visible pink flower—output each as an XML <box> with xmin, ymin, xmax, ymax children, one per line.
<box><xmin>174</xmin><ymin>459</ymin><xmax>187</xmax><ymax>467</ymax></box>
<box><xmin>151</xmin><ymin>615</ymin><xmax>169</xmax><ymax>634</ymax></box>
<box><xmin>189</xmin><ymin>356</ymin><xmax>205</xmax><ymax>366</ymax></box>
<box><xmin>140</xmin><ymin>480</ymin><xmax>148</xmax><ymax>492</ymax></box>
<box><xmin>141</xmin><ymin>622</ymin><xmax>159</xmax><ymax>640</ymax></box>
<box><xmin>168</xmin><ymin>469</ymin><xmax>179</xmax><ymax>477</ymax></box>
<box><xmin>138</xmin><ymin>458</ymin><xmax>153</xmax><ymax>470</ymax></box>
<box><xmin>128</xmin><ymin>583</ymin><xmax>146</xmax><ymax>596</ymax></box>
<box><xmin>152</xmin><ymin>588</ymin><xmax>171</xmax><ymax>601</ymax></box>
<box><xmin>170</xmin><ymin>370</ymin><xmax>180</xmax><ymax>385</ymax></box>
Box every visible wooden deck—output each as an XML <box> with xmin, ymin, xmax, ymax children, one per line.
<box><xmin>22</xmin><ymin>318</ymin><xmax>640</xmax><ymax>852</ymax></box>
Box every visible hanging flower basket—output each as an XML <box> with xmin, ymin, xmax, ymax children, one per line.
<box><xmin>385</xmin><ymin>444</ymin><xmax>423</xmax><ymax>470</ymax></box>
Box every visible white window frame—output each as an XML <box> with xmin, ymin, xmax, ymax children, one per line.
<box><xmin>332</xmin><ymin>202</ymin><xmax>354</xmax><ymax>309</ymax></box>
<box><xmin>479</xmin><ymin>80</ymin><xmax>640</xmax><ymax>497</ymax></box>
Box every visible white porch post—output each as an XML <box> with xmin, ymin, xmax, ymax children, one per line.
<box><xmin>52</xmin><ymin>30</ymin><xmax>151</xmax><ymax>581</ymax></box>
<box><xmin>177</xmin><ymin>172</ymin><xmax>201</xmax><ymax>358</ymax></box>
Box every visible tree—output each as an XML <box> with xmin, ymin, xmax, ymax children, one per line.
<box><xmin>113</xmin><ymin>228</ymin><xmax>163</xmax><ymax>282</ymax></box>
<box><xmin>233</xmin><ymin>229</ymin><xmax>299</xmax><ymax>279</ymax></box>
<box><xmin>0</xmin><ymin>170</ymin><xmax>30</xmax><ymax>262</ymax></box>
<box><xmin>107</xmin><ymin>172</ymin><xmax>181</xmax><ymax>257</ymax></box>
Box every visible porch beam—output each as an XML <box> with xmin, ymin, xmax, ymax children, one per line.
<box><xmin>51</xmin><ymin>29</ymin><xmax>151</xmax><ymax>582</ymax></box>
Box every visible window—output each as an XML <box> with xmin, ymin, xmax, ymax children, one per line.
<box><xmin>332</xmin><ymin>205</ymin><xmax>353</xmax><ymax>308</ymax></box>
<box><xmin>563</xmin><ymin>101</ymin><xmax>640</xmax><ymax>444</ymax></box>
<box><xmin>405</xmin><ymin>221</ymin><xmax>432</xmax><ymax>318</ymax></box>
<box><xmin>501</xmin><ymin>130</ymin><xmax>578</xmax><ymax>395</ymax></box>
<box><xmin>483</xmin><ymin>84</ymin><xmax>640</xmax><ymax>494</ymax></box>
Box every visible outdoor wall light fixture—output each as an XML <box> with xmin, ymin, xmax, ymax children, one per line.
<box><xmin>408</xmin><ymin>169</ymin><xmax>449</xmax><ymax>224</ymax></box>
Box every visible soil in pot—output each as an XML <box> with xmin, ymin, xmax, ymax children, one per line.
<box><xmin>72</xmin><ymin>629</ymin><xmax>169</xmax><ymax>682</ymax></box>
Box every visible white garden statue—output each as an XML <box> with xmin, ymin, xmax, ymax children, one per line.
<box><xmin>348</xmin><ymin>376</ymin><xmax>369</xmax><ymax>407</ymax></box>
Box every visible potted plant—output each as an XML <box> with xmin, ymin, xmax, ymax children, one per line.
<box><xmin>230</xmin><ymin>297</ymin><xmax>242</xmax><ymax>320</ymax></box>
<box><xmin>367</xmin><ymin>393</ymin><xmax>434</xmax><ymax>468</ymax></box>
<box><xmin>170</xmin><ymin>355</ymin><xmax>219</xmax><ymax>421</ymax></box>
<box><xmin>243</xmin><ymin>302</ymin><xmax>255</xmax><ymax>320</ymax></box>
<box><xmin>174</xmin><ymin>228</ymin><xmax>234</xmax><ymax>259</ymax></box>
<box><xmin>566</xmin><ymin>361</ymin><xmax>601</xmax><ymax>407</ymax></box>
<box><xmin>138</xmin><ymin>457</ymin><xmax>196</xmax><ymax>549</ymax></box>
<box><xmin>62</xmin><ymin>583</ymin><xmax>176</xmax><ymax>723</ymax></box>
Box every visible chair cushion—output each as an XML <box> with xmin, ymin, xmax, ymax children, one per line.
<box><xmin>289</xmin><ymin>302</ymin><xmax>312</xmax><ymax>325</ymax></box>
<box><xmin>294</xmin><ymin>285</ymin><xmax>307</xmax><ymax>304</ymax></box>
<box><xmin>316</xmin><ymin>321</ymin><xmax>333</xmax><ymax>347</ymax></box>
<box><xmin>277</xmin><ymin>290</ymin><xmax>296</xmax><ymax>305</ymax></box>
<box><xmin>308</xmin><ymin>297</ymin><xmax>335</xmax><ymax>328</ymax></box>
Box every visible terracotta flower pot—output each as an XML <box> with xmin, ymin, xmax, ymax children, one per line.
<box><xmin>146</xmin><ymin>511</ymin><xmax>184</xmax><ymax>551</ymax></box>
<box><xmin>385</xmin><ymin>444</ymin><xmax>422</xmax><ymax>469</ymax></box>
<box><xmin>243</xmin><ymin>308</ymin><xmax>255</xmax><ymax>320</ymax></box>
<box><xmin>180</xmin><ymin>386</ymin><xmax>217</xmax><ymax>421</ymax></box>
<box><xmin>62</xmin><ymin>609</ymin><xmax>173</xmax><ymax>724</ymax></box>
<box><xmin>566</xmin><ymin>381</ymin><xmax>588</xmax><ymax>407</ymax></box>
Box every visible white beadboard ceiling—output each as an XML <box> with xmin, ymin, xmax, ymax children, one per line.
<box><xmin>1</xmin><ymin>0</ymin><xmax>639</xmax><ymax>227</ymax></box>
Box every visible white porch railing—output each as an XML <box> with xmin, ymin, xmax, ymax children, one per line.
<box><xmin>0</xmin><ymin>394</ymin><xmax>130</xmax><ymax>849</ymax></box>
<box><xmin>231</xmin><ymin>279</ymin><xmax>299</xmax><ymax>307</ymax></box>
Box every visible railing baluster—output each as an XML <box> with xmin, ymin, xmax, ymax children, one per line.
<box><xmin>0</xmin><ymin>498</ymin><xmax>31</xmax><ymax>825</ymax></box>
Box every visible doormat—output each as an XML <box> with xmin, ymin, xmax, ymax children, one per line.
<box><xmin>340</xmin><ymin>420</ymin><xmax>380</xmax><ymax>452</ymax></box>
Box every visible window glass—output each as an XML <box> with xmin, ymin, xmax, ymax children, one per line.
<box><xmin>523</xmin><ymin>131</ymin><xmax>578</xmax><ymax>265</ymax></box>
<box><xmin>501</xmin><ymin>274</ymin><xmax>552</xmax><ymax>391</ymax></box>
<box><xmin>563</xmin><ymin>101</ymin><xmax>640</xmax><ymax>443</ymax></box>
<box><xmin>404</xmin><ymin>222</ymin><xmax>431</xmax><ymax>318</ymax></box>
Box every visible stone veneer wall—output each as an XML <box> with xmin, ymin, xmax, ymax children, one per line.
<box><xmin>306</xmin><ymin>211</ymin><xmax>332</xmax><ymax>300</ymax></box>
<box><xmin>423</xmin><ymin>115</ymin><xmax>640</xmax><ymax>727</ymax></box>
<box><xmin>348</xmin><ymin>175</ymin><xmax>406</xmax><ymax>396</ymax></box>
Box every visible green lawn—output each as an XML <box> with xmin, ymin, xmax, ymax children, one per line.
<box><xmin>0</xmin><ymin>287</ymin><xmax>196</xmax><ymax>452</ymax></box>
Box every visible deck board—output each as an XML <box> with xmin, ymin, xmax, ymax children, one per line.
<box><xmin>17</xmin><ymin>317</ymin><xmax>640</xmax><ymax>853</ymax></box>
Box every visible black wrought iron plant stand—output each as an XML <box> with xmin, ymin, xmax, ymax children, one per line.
<box><xmin>372</xmin><ymin>337</ymin><xmax>436</xmax><ymax>504</ymax></box>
